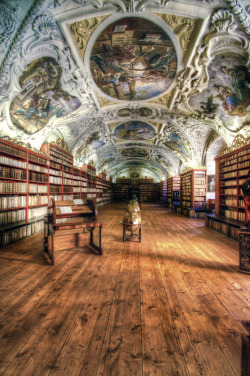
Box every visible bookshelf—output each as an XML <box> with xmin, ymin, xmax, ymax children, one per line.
<box><xmin>113</xmin><ymin>178</ymin><xmax>159</xmax><ymax>202</ymax></box>
<box><xmin>0</xmin><ymin>139</ymin><xmax>49</xmax><ymax>246</ymax></box>
<box><xmin>178</xmin><ymin>168</ymin><xmax>207</xmax><ymax>217</ymax></box>
<box><xmin>41</xmin><ymin>142</ymin><xmax>74</xmax><ymax>206</ymax></box>
<box><xmin>159</xmin><ymin>181</ymin><xmax>167</xmax><ymax>203</ymax></box>
<box><xmin>0</xmin><ymin>140</ymin><xmax>113</xmax><ymax>247</ymax></box>
<box><xmin>206</xmin><ymin>140</ymin><xmax>250</xmax><ymax>240</ymax></box>
<box><xmin>166</xmin><ymin>177</ymin><xmax>180</xmax><ymax>208</ymax></box>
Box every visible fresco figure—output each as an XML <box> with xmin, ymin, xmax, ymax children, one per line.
<box><xmin>220</xmin><ymin>65</ymin><xmax>250</xmax><ymax>104</ymax></box>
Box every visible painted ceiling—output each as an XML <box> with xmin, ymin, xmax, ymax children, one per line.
<box><xmin>0</xmin><ymin>0</ymin><xmax>249</xmax><ymax>181</ymax></box>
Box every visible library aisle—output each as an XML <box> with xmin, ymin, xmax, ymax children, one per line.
<box><xmin>0</xmin><ymin>202</ymin><xmax>249</xmax><ymax>376</ymax></box>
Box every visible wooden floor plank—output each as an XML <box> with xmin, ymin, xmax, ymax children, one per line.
<box><xmin>96</xmin><ymin>241</ymin><xmax>142</xmax><ymax>376</ymax></box>
<box><xmin>0</xmin><ymin>203</ymin><xmax>249</xmax><ymax>376</ymax></box>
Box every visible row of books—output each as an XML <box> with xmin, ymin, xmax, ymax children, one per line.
<box><xmin>220</xmin><ymin>164</ymin><xmax>237</xmax><ymax>173</ymax></box>
<box><xmin>194</xmin><ymin>189</ymin><xmax>206</xmax><ymax>194</ymax></box>
<box><xmin>238</xmin><ymin>148</ymin><xmax>250</xmax><ymax>157</ymax></box>
<box><xmin>49</xmin><ymin>176</ymin><xmax>62</xmax><ymax>184</ymax></box>
<box><xmin>220</xmin><ymin>157</ymin><xmax>237</xmax><ymax>167</ymax></box>
<box><xmin>0</xmin><ymin>141</ymin><xmax>27</xmax><ymax>159</ymax></box>
<box><xmin>49</xmin><ymin>168</ymin><xmax>62</xmax><ymax>176</ymax></box>
<box><xmin>221</xmin><ymin>199</ymin><xmax>237</xmax><ymax>206</ymax></box>
<box><xmin>0</xmin><ymin>196</ymin><xmax>27</xmax><ymax>209</ymax></box>
<box><xmin>50</xmin><ymin>147</ymin><xmax>73</xmax><ymax>163</ymax></box>
<box><xmin>220</xmin><ymin>179</ymin><xmax>237</xmax><ymax>186</ymax></box>
<box><xmin>238</xmin><ymin>161</ymin><xmax>250</xmax><ymax>169</ymax></box>
<box><xmin>0</xmin><ymin>166</ymin><xmax>27</xmax><ymax>180</ymax></box>
<box><xmin>194</xmin><ymin>202</ymin><xmax>206</xmax><ymax>208</ymax></box>
<box><xmin>29</xmin><ymin>184</ymin><xmax>48</xmax><ymax>193</ymax></box>
<box><xmin>220</xmin><ymin>208</ymin><xmax>237</xmax><ymax>220</ymax></box>
<box><xmin>29</xmin><ymin>163</ymin><xmax>48</xmax><ymax>173</ymax></box>
<box><xmin>28</xmin><ymin>196</ymin><xmax>48</xmax><ymax>206</ymax></box>
<box><xmin>194</xmin><ymin>173</ymin><xmax>206</xmax><ymax>178</ymax></box>
<box><xmin>0</xmin><ymin>209</ymin><xmax>26</xmax><ymax>225</ymax></box>
<box><xmin>238</xmin><ymin>153</ymin><xmax>249</xmax><ymax>162</ymax></box>
<box><xmin>29</xmin><ymin>206</ymin><xmax>47</xmax><ymax>219</ymax></box>
<box><xmin>3</xmin><ymin>219</ymin><xmax>44</xmax><ymax>246</ymax></box>
<box><xmin>0</xmin><ymin>156</ymin><xmax>27</xmax><ymax>169</ymax></box>
<box><xmin>220</xmin><ymin>171</ymin><xmax>237</xmax><ymax>178</ymax></box>
<box><xmin>28</xmin><ymin>153</ymin><xmax>48</xmax><ymax>165</ymax></box>
<box><xmin>194</xmin><ymin>179</ymin><xmax>206</xmax><ymax>185</ymax></box>
<box><xmin>221</xmin><ymin>188</ymin><xmax>237</xmax><ymax>195</ymax></box>
<box><xmin>0</xmin><ymin>181</ymin><xmax>27</xmax><ymax>193</ymax></box>
<box><xmin>238</xmin><ymin>168</ymin><xmax>249</xmax><ymax>176</ymax></box>
<box><xmin>29</xmin><ymin>172</ymin><xmax>48</xmax><ymax>182</ymax></box>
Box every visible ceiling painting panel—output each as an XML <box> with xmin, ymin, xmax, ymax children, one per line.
<box><xmin>1</xmin><ymin>1</ymin><xmax>250</xmax><ymax>180</ymax></box>
<box><xmin>117</xmin><ymin>107</ymin><xmax>153</xmax><ymax>117</ymax></box>
<box><xmin>9</xmin><ymin>57</ymin><xmax>81</xmax><ymax>134</ymax></box>
<box><xmin>121</xmin><ymin>147</ymin><xmax>150</xmax><ymax>158</ymax></box>
<box><xmin>189</xmin><ymin>54</ymin><xmax>250</xmax><ymax>131</ymax></box>
<box><xmin>89</xmin><ymin>17</ymin><xmax>177</xmax><ymax>101</ymax></box>
<box><xmin>113</xmin><ymin>121</ymin><xmax>157</xmax><ymax>140</ymax></box>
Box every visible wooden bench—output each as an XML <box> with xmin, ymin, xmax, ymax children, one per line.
<box><xmin>44</xmin><ymin>199</ymin><xmax>102</xmax><ymax>265</ymax></box>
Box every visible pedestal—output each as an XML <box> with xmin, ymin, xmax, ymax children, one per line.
<box><xmin>239</xmin><ymin>227</ymin><xmax>250</xmax><ymax>274</ymax></box>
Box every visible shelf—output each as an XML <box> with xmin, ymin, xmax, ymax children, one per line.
<box><xmin>0</xmin><ymin>206</ymin><xmax>26</xmax><ymax>211</ymax></box>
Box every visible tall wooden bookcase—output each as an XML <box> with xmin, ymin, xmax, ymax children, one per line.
<box><xmin>0</xmin><ymin>139</ymin><xmax>49</xmax><ymax>246</ymax></box>
<box><xmin>0</xmin><ymin>140</ymin><xmax>112</xmax><ymax>247</ymax></box>
<box><xmin>215</xmin><ymin>143</ymin><xmax>249</xmax><ymax>222</ymax></box>
<box><xmin>179</xmin><ymin>168</ymin><xmax>207</xmax><ymax>217</ymax></box>
<box><xmin>159</xmin><ymin>181</ymin><xmax>167</xmax><ymax>203</ymax></box>
<box><xmin>167</xmin><ymin>177</ymin><xmax>180</xmax><ymax>208</ymax></box>
<box><xmin>206</xmin><ymin>141</ymin><xmax>250</xmax><ymax>240</ymax></box>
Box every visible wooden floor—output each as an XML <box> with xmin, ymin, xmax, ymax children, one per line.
<box><xmin>0</xmin><ymin>203</ymin><xmax>249</xmax><ymax>376</ymax></box>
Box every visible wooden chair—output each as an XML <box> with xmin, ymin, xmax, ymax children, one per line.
<box><xmin>44</xmin><ymin>199</ymin><xmax>102</xmax><ymax>265</ymax></box>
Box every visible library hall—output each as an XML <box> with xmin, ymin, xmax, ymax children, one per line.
<box><xmin>0</xmin><ymin>0</ymin><xmax>250</xmax><ymax>375</ymax></box>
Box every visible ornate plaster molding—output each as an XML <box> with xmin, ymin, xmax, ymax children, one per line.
<box><xmin>70</xmin><ymin>15</ymin><xmax>110</xmax><ymax>60</ymax></box>
<box><xmin>226</xmin><ymin>0</ymin><xmax>250</xmax><ymax>37</ymax></box>
<box><xmin>216</xmin><ymin>134</ymin><xmax>250</xmax><ymax>157</ymax></box>
<box><xmin>154</xmin><ymin>13</ymin><xmax>197</xmax><ymax>55</ymax></box>
<box><xmin>96</xmin><ymin>93</ymin><xmax>117</xmax><ymax>107</ymax></box>
<box><xmin>0</xmin><ymin>0</ymin><xmax>45</xmax><ymax>91</ymax></box>
<box><xmin>173</xmin><ymin>8</ymin><xmax>250</xmax><ymax>119</ymax></box>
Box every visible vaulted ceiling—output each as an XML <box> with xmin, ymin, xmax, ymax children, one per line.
<box><xmin>0</xmin><ymin>0</ymin><xmax>249</xmax><ymax>181</ymax></box>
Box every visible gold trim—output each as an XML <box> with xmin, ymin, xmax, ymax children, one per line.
<box><xmin>181</xmin><ymin>165</ymin><xmax>206</xmax><ymax>174</ymax></box>
<box><xmin>89</xmin><ymin>159</ymin><xmax>95</xmax><ymax>167</ymax></box>
<box><xmin>149</xmin><ymin>92</ymin><xmax>172</xmax><ymax>106</ymax></box>
<box><xmin>96</xmin><ymin>93</ymin><xmax>117</xmax><ymax>107</ymax></box>
<box><xmin>216</xmin><ymin>135</ymin><xmax>250</xmax><ymax>158</ymax></box>
<box><xmin>0</xmin><ymin>136</ymin><xmax>47</xmax><ymax>156</ymax></box>
<box><xmin>154</xmin><ymin>13</ymin><xmax>197</xmax><ymax>55</ymax></box>
<box><xmin>70</xmin><ymin>15</ymin><xmax>110</xmax><ymax>60</ymax></box>
<box><xmin>51</xmin><ymin>137</ymin><xmax>70</xmax><ymax>153</ymax></box>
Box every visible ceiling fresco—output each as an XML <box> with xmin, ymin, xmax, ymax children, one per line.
<box><xmin>0</xmin><ymin>0</ymin><xmax>249</xmax><ymax>181</ymax></box>
<box><xmin>189</xmin><ymin>54</ymin><xmax>250</xmax><ymax>131</ymax></box>
<box><xmin>113</xmin><ymin>121</ymin><xmax>156</xmax><ymax>140</ymax></box>
<box><xmin>9</xmin><ymin>57</ymin><xmax>81</xmax><ymax>134</ymax></box>
<box><xmin>89</xmin><ymin>17</ymin><xmax>177</xmax><ymax>101</ymax></box>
